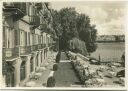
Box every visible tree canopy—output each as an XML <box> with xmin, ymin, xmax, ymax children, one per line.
<box><xmin>52</xmin><ymin>7</ymin><xmax>97</xmax><ymax>54</ymax></box>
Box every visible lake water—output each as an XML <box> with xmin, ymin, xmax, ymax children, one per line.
<box><xmin>91</xmin><ymin>42</ymin><xmax>125</xmax><ymax>62</ymax></box>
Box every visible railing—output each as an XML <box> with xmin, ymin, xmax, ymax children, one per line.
<box><xmin>2</xmin><ymin>43</ymin><xmax>54</xmax><ymax>59</ymax></box>
<box><xmin>29</xmin><ymin>16</ymin><xmax>35</xmax><ymax>25</ymax></box>
<box><xmin>31</xmin><ymin>45</ymin><xmax>36</xmax><ymax>51</ymax></box>
<box><xmin>38</xmin><ymin>44</ymin><xmax>42</xmax><ymax>49</ymax></box>
<box><xmin>48</xmin><ymin>43</ymin><xmax>54</xmax><ymax>47</ymax></box>
<box><xmin>3</xmin><ymin>3</ymin><xmax>14</xmax><ymax>8</ymax></box>
<box><xmin>3</xmin><ymin>2</ymin><xmax>26</xmax><ymax>14</ymax></box>
<box><xmin>35</xmin><ymin>3</ymin><xmax>42</xmax><ymax>11</ymax></box>
<box><xmin>3</xmin><ymin>2</ymin><xmax>26</xmax><ymax>21</ymax></box>
<box><xmin>29</xmin><ymin>16</ymin><xmax>40</xmax><ymax>27</ymax></box>
<box><xmin>48</xmin><ymin>43</ymin><xmax>51</xmax><ymax>47</ymax></box>
<box><xmin>13</xmin><ymin>3</ymin><xmax>26</xmax><ymax>13</ymax></box>
<box><xmin>31</xmin><ymin>45</ymin><xmax>38</xmax><ymax>51</ymax></box>
<box><xmin>20</xmin><ymin>46</ymin><xmax>31</xmax><ymax>55</ymax></box>
<box><xmin>2</xmin><ymin>47</ymin><xmax>19</xmax><ymax>59</ymax></box>
<box><xmin>41</xmin><ymin>44</ymin><xmax>46</xmax><ymax>48</ymax></box>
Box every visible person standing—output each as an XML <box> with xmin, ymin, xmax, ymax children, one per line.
<box><xmin>121</xmin><ymin>52</ymin><xmax>125</xmax><ymax>67</ymax></box>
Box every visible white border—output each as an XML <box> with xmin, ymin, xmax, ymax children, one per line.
<box><xmin>0</xmin><ymin>0</ymin><xmax>127</xmax><ymax>90</ymax></box>
<box><xmin>125</xmin><ymin>2</ymin><xmax>128</xmax><ymax>91</ymax></box>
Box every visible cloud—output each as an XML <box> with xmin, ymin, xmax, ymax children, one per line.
<box><xmin>98</xmin><ymin>17</ymin><xmax>125</xmax><ymax>35</ymax></box>
<box><xmin>51</xmin><ymin>1</ymin><xmax>126</xmax><ymax>35</ymax></box>
<box><xmin>75</xmin><ymin>5</ymin><xmax>125</xmax><ymax>35</ymax></box>
<box><xmin>75</xmin><ymin>6</ymin><xmax>108</xmax><ymax>24</ymax></box>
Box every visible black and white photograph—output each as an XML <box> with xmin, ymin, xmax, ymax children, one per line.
<box><xmin>1</xmin><ymin>89</ymin><xmax>127</xmax><ymax>91</ymax></box>
<box><xmin>1</xmin><ymin>0</ymin><xmax>126</xmax><ymax>88</ymax></box>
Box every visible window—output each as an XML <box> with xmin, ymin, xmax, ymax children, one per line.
<box><xmin>28</xmin><ymin>32</ymin><xmax>30</xmax><ymax>46</ymax></box>
<box><xmin>14</xmin><ymin>29</ymin><xmax>19</xmax><ymax>46</ymax></box>
<box><xmin>25</xmin><ymin>32</ymin><xmax>27</xmax><ymax>46</ymax></box>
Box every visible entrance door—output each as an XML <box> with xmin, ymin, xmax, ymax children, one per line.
<box><xmin>5</xmin><ymin>63</ymin><xmax>15</xmax><ymax>87</ymax></box>
<box><xmin>36</xmin><ymin>54</ymin><xmax>38</xmax><ymax>67</ymax></box>
<box><xmin>20</xmin><ymin>61</ymin><xmax>26</xmax><ymax>81</ymax></box>
<box><xmin>6</xmin><ymin>72</ymin><xmax>15</xmax><ymax>87</ymax></box>
<box><xmin>30</xmin><ymin>57</ymin><xmax>34</xmax><ymax>72</ymax></box>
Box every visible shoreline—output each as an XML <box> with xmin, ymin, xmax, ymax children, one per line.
<box><xmin>96</xmin><ymin>41</ymin><xmax>125</xmax><ymax>43</ymax></box>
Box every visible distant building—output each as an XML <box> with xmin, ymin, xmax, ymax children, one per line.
<box><xmin>2</xmin><ymin>2</ymin><xmax>55</xmax><ymax>87</ymax></box>
<box><xmin>96</xmin><ymin>35</ymin><xmax>125</xmax><ymax>42</ymax></box>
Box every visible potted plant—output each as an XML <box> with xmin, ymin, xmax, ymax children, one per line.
<box><xmin>53</xmin><ymin>64</ymin><xmax>58</xmax><ymax>71</ymax></box>
<box><xmin>46</xmin><ymin>76</ymin><xmax>56</xmax><ymax>87</ymax></box>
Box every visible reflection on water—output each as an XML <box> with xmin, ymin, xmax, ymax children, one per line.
<box><xmin>91</xmin><ymin>42</ymin><xmax>125</xmax><ymax>62</ymax></box>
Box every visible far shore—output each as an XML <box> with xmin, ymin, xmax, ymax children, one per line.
<box><xmin>96</xmin><ymin>41</ymin><xmax>125</xmax><ymax>43</ymax></box>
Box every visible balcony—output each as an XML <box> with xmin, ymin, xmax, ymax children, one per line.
<box><xmin>48</xmin><ymin>43</ymin><xmax>51</xmax><ymax>47</ymax></box>
<box><xmin>39</xmin><ymin>44</ymin><xmax>46</xmax><ymax>49</ymax></box>
<box><xmin>35</xmin><ymin>3</ymin><xmax>42</xmax><ymax>11</ymax></box>
<box><xmin>38</xmin><ymin>44</ymin><xmax>42</xmax><ymax>49</ymax></box>
<box><xmin>29</xmin><ymin>16</ymin><xmax>40</xmax><ymax>29</ymax></box>
<box><xmin>2</xmin><ymin>47</ymin><xmax>19</xmax><ymax>60</ymax></box>
<box><xmin>42</xmin><ymin>44</ymin><xmax>46</xmax><ymax>48</ymax></box>
<box><xmin>31</xmin><ymin>45</ymin><xmax>38</xmax><ymax>51</ymax></box>
<box><xmin>20</xmin><ymin>46</ymin><xmax>31</xmax><ymax>55</ymax></box>
<box><xmin>3</xmin><ymin>2</ymin><xmax>26</xmax><ymax>21</ymax></box>
<box><xmin>49</xmin><ymin>43</ymin><xmax>54</xmax><ymax>47</ymax></box>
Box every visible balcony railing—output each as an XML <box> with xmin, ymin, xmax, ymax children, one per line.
<box><xmin>2</xmin><ymin>43</ymin><xmax>53</xmax><ymax>59</ymax></box>
<box><xmin>2</xmin><ymin>47</ymin><xmax>19</xmax><ymax>60</ymax></box>
<box><xmin>48</xmin><ymin>43</ymin><xmax>50</xmax><ymax>47</ymax></box>
<box><xmin>31</xmin><ymin>45</ymin><xmax>38</xmax><ymax>51</ymax></box>
<box><xmin>38</xmin><ymin>44</ymin><xmax>42</xmax><ymax>49</ymax></box>
<box><xmin>3</xmin><ymin>2</ymin><xmax>26</xmax><ymax>13</ymax></box>
<box><xmin>29</xmin><ymin>16</ymin><xmax>40</xmax><ymax>28</ymax></box>
<box><xmin>13</xmin><ymin>3</ymin><xmax>26</xmax><ymax>13</ymax></box>
<box><xmin>43</xmin><ymin>44</ymin><xmax>47</xmax><ymax>48</ymax></box>
<box><xmin>20</xmin><ymin>44</ymin><xmax>48</xmax><ymax>54</ymax></box>
<box><xmin>20</xmin><ymin>46</ymin><xmax>31</xmax><ymax>55</ymax></box>
<box><xmin>35</xmin><ymin>3</ymin><xmax>42</xmax><ymax>11</ymax></box>
<box><xmin>3</xmin><ymin>3</ymin><xmax>14</xmax><ymax>8</ymax></box>
<box><xmin>49</xmin><ymin>43</ymin><xmax>53</xmax><ymax>47</ymax></box>
<box><xmin>3</xmin><ymin>2</ymin><xmax>26</xmax><ymax>20</ymax></box>
<box><xmin>40</xmin><ymin>44</ymin><xmax>46</xmax><ymax>49</ymax></box>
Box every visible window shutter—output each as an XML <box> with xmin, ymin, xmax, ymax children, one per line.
<box><xmin>14</xmin><ymin>29</ymin><xmax>19</xmax><ymax>46</ymax></box>
<box><xmin>3</xmin><ymin>26</ymin><xmax>5</xmax><ymax>47</ymax></box>
<box><xmin>25</xmin><ymin>32</ymin><xmax>27</xmax><ymax>46</ymax></box>
<box><xmin>28</xmin><ymin>32</ymin><xmax>30</xmax><ymax>46</ymax></box>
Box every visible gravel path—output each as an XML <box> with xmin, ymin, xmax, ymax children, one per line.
<box><xmin>54</xmin><ymin>52</ymin><xmax>82</xmax><ymax>87</ymax></box>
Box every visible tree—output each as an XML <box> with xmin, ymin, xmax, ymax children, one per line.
<box><xmin>51</xmin><ymin>7</ymin><xmax>97</xmax><ymax>54</ymax></box>
<box><xmin>52</xmin><ymin>9</ymin><xmax>63</xmax><ymax>37</ymax></box>
<box><xmin>53</xmin><ymin>8</ymin><xmax>79</xmax><ymax>51</ymax></box>
<box><xmin>59</xmin><ymin>7</ymin><xmax>78</xmax><ymax>40</ymax></box>
<box><xmin>69</xmin><ymin>37</ymin><xmax>88</xmax><ymax>56</ymax></box>
<box><xmin>76</xmin><ymin>14</ymin><xmax>97</xmax><ymax>53</ymax></box>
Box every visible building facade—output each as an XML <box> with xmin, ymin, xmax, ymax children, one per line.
<box><xmin>2</xmin><ymin>2</ymin><xmax>55</xmax><ymax>87</ymax></box>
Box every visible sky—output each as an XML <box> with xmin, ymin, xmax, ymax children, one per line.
<box><xmin>50</xmin><ymin>1</ymin><xmax>126</xmax><ymax>35</ymax></box>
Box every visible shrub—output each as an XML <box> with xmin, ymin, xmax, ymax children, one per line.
<box><xmin>53</xmin><ymin>64</ymin><xmax>58</xmax><ymax>71</ymax></box>
<box><xmin>116</xmin><ymin>69</ymin><xmax>125</xmax><ymax>77</ymax></box>
<box><xmin>55</xmin><ymin>52</ymin><xmax>61</xmax><ymax>63</ymax></box>
<box><xmin>47</xmin><ymin>76</ymin><xmax>56</xmax><ymax>87</ymax></box>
